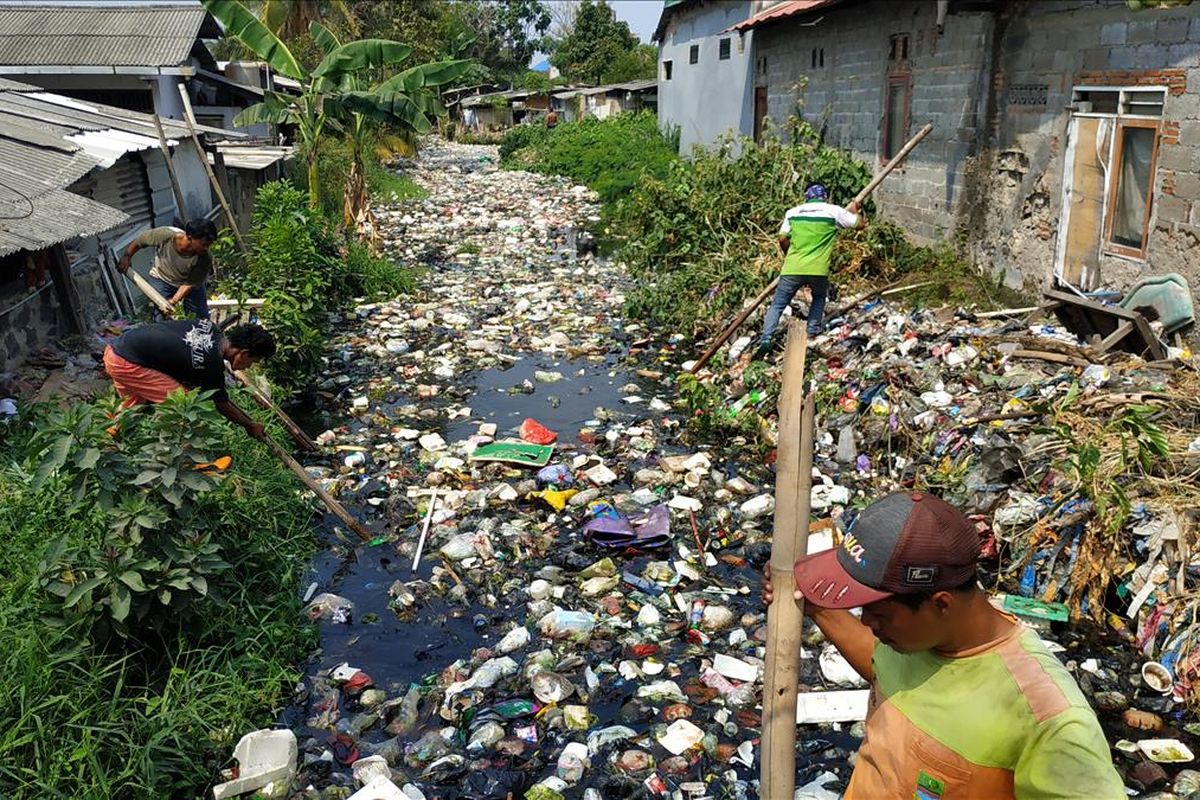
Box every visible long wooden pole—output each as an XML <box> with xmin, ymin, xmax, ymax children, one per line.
<box><xmin>123</xmin><ymin>270</ymin><xmax>318</xmax><ymax>452</ymax></box>
<box><xmin>152</xmin><ymin>113</ymin><xmax>190</xmax><ymax>224</ymax></box>
<box><xmin>176</xmin><ymin>83</ymin><xmax>247</xmax><ymax>250</ymax></box>
<box><xmin>689</xmin><ymin>122</ymin><xmax>935</xmax><ymax>373</ymax></box>
<box><xmin>761</xmin><ymin>320</ymin><xmax>816</xmax><ymax>799</ymax></box>
<box><xmin>264</xmin><ymin>436</ymin><xmax>372</xmax><ymax>541</ymax></box>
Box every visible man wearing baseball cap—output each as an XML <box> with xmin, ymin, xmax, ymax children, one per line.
<box><xmin>765</xmin><ymin>492</ymin><xmax>1124</xmax><ymax>799</ymax></box>
<box><xmin>753</xmin><ymin>183</ymin><xmax>864</xmax><ymax>359</ymax></box>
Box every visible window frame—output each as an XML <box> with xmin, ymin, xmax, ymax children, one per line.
<box><xmin>689</xmin><ymin>44</ymin><xmax>699</xmax><ymax>65</ymax></box>
<box><xmin>719</xmin><ymin>37</ymin><xmax>731</xmax><ymax>60</ymax></box>
<box><xmin>880</xmin><ymin>73</ymin><xmax>912</xmax><ymax>163</ymax></box>
<box><xmin>1102</xmin><ymin>117</ymin><xmax>1161</xmax><ymax>260</ymax></box>
<box><xmin>663</xmin><ymin>60</ymin><xmax>673</xmax><ymax>80</ymax></box>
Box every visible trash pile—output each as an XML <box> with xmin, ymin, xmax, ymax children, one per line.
<box><xmin>210</xmin><ymin>139</ymin><xmax>1200</xmax><ymax>800</ymax></box>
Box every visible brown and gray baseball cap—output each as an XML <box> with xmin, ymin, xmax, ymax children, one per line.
<box><xmin>794</xmin><ymin>492</ymin><xmax>981</xmax><ymax>609</ymax></box>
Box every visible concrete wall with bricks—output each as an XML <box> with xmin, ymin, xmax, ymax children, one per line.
<box><xmin>754</xmin><ymin>0</ymin><xmax>994</xmax><ymax>242</ymax></box>
<box><xmin>752</xmin><ymin>0</ymin><xmax>1200</xmax><ymax>296</ymax></box>
<box><xmin>972</xmin><ymin>0</ymin><xmax>1200</xmax><ymax>294</ymax></box>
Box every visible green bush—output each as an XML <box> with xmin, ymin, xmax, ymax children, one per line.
<box><xmin>214</xmin><ymin>181</ymin><xmax>416</xmax><ymax>395</ymax></box>
<box><xmin>0</xmin><ymin>395</ymin><xmax>315</xmax><ymax>797</ymax></box>
<box><xmin>614</xmin><ymin>119</ymin><xmax>1018</xmax><ymax>332</ymax></box>
<box><xmin>500</xmin><ymin>112</ymin><xmax>679</xmax><ymax>203</ymax></box>
<box><xmin>307</xmin><ymin>133</ymin><xmax>427</xmax><ymax>221</ymax></box>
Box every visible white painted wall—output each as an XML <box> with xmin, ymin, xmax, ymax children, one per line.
<box><xmin>657</xmin><ymin>1</ymin><xmax>755</xmax><ymax>153</ymax></box>
<box><xmin>151</xmin><ymin>76</ymin><xmax>212</xmax><ymax>220</ymax></box>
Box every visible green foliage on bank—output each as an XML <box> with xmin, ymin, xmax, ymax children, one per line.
<box><xmin>311</xmin><ymin>133</ymin><xmax>428</xmax><ymax>221</ymax></box>
<box><xmin>615</xmin><ymin>120</ymin><xmax>1025</xmax><ymax>331</ymax></box>
<box><xmin>215</xmin><ymin>181</ymin><xmax>416</xmax><ymax>395</ymax></box>
<box><xmin>0</xmin><ymin>394</ymin><xmax>316</xmax><ymax>797</ymax></box>
<box><xmin>499</xmin><ymin>112</ymin><xmax>679</xmax><ymax>204</ymax></box>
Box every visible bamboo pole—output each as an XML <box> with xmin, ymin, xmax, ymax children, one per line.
<box><xmin>176</xmin><ymin>83</ymin><xmax>246</xmax><ymax>250</ymax></box>
<box><xmin>123</xmin><ymin>271</ymin><xmax>319</xmax><ymax>452</ymax></box>
<box><xmin>152</xmin><ymin>113</ymin><xmax>189</xmax><ymax>224</ymax></box>
<box><xmin>264</xmin><ymin>436</ymin><xmax>372</xmax><ymax>541</ymax></box>
<box><xmin>412</xmin><ymin>489</ymin><xmax>439</xmax><ymax>572</ymax></box>
<box><xmin>688</xmin><ymin>123</ymin><xmax>935</xmax><ymax>374</ymax></box>
<box><xmin>761</xmin><ymin>321</ymin><xmax>816</xmax><ymax>799</ymax></box>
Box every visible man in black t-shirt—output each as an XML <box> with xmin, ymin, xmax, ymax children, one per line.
<box><xmin>103</xmin><ymin>321</ymin><xmax>276</xmax><ymax>440</ymax></box>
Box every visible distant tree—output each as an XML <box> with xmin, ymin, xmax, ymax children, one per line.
<box><xmin>443</xmin><ymin>0</ymin><xmax>550</xmax><ymax>84</ymax></box>
<box><xmin>346</xmin><ymin>0</ymin><xmax>448</xmax><ymax>64</ymax></box>
<box><xmin>258</xmin><ymin>0</ymin><xmax>357</xmax><ymax>40</ymax></box>
<box><xmin>549</xmin><ymin>0</ymin><xmax>639</xmax><ymax>85</ymax></box>
<box><xmin>601</xmin><ymin>42</ymin><xmax>657</xmax><ymax>83</ymax></box>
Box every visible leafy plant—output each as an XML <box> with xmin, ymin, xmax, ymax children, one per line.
<box><xmin>203</xmin><ymin>0</ymin><xmax>467</xmax><ymax>215</ymax></box>
<box><xmin>30</xmin><ymin>392</ymin><xmax>233</xmax><ymax>638</ymax></box>
<box><xmin>500</xmin><ymin>112</ymin><xmax>678</xmax><ymax>203</ymax></box>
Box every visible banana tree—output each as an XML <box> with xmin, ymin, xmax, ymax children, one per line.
<box><xmin>309</xmin><ymin>23</ymin><xmax>471</xmax><ymax>233</ymax></box>
<box><xmin>202</xmin><ymin>0</ymin><xmax>417</xmax><ymax>210</ymax></box>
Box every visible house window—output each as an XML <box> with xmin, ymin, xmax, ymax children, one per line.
<box><xmin>1108</xmin><ymin>121</ymin><xmax>1158</xmax><ymax>253</ymax></box>
<box><xmin>1070</xmin><ymin>86</ymin><xmax>1165</xmax><ymax>258</ymax></box>
<box><xmin>663</xmin><ymin>60</ymin><xmax>673</xmax><ymax>80</ymax></box>
<box><xmin>737</xmin><ymin>34</ymin><xmax>745</xmax><ymax>54</ymax></box>
<box><xmin>811</xmin><ymin>48</ymin><xmax>825</xmax><ymax>69</ymax></box>
<box><xmin>889</xmin><ymin>33</ymin><xmax>910</xmax><ymax>64</ymax></box>
<box><xmin>719</xmin><ymin>38</ymin><xmax>731</xmax><ymax>60</ymax></box>
<box><xmin>689</xmin><ymin>44</ymin><xmax>699</xmax><ymax>64</ymax></box>
<box><xmin>881</xmin><ymin>74</ymin><xmax>911</xmax><ymax>161</ymax></box>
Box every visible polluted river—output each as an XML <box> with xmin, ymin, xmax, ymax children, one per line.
<box><xmin>262</xmin><ymin>141</ymin><xmax>1200</xmax><ymax>800</ymax></box>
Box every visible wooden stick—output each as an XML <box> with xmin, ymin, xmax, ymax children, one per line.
<box><xmin>263</xmin><ymin>435</ymin><xmax>372</xmax><ymax>541</ymax></box>
<box><xmin>412</xmin><ymin>489</ymin><xmax>439</xmax><ymax>572</ymax></box>
<box><xmin>761</xmin><ymin>321</ymin><xmax>815</xmax><ymax>800</ymax></box>
<box><xmin>122</xmin><ymin>270</ymin><xmax>319</xmax><ymax>452</ymax></box>
<box><xmin>233</xmin><ymin>370</ymin><xmax>318</xmax><ymax>452</ymax></box>
<box><xmin>689</xmin><ymin>123</ymin><xmax>935</xmax><ymax>373</ymax></box>
<box><xmin>689</xmin><ymin>276</ymin><xmax>779</xmax><ymax>374</ymax></box>
<box><xmin>1009</xmin><ymin>349</ymin><xmax>1089</xmax><ymax>367</ymax></box>
<box><xmin>152</xmin><ymin>113</ymin><xmax>189</xmax><ymax>224</ymax></box>
<box><xmin>176</xmin><ymin>83</ymin><xmax>246</xmax><ymax>250</ymax></box>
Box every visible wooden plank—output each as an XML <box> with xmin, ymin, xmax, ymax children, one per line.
<box><xmin>1062</xmin><ymin>117</ymin><xmax>1106</xmax><ymax>290</ymax></box>
<box><xmin>761</xmin><ymin>321</ymin><xmax>814</xmax><ymax>800</ymax></box>
<box><xmin>176</xmin><ymin>83</ymin><xmax>246</xmax><ymax>250</ymax></box>
<box><xmin>47</xmin><ymin>244</ymin><xmax>86</xmax><ymax>335</ymax></box>
<box><xmin>1097</xmin><ymin>320</ymin><xmax>1134</xmax><ymax>353</ymax></box>
<box><xmin>152</xmin><ymin>113</ymin><xmax>190</xmax><ymax>224</ymax></box>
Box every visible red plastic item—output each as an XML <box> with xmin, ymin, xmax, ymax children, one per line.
<box><xmin>519</xmin><ymin>418</ymin><xmax>558</xmax><ymax>445</ymax></box>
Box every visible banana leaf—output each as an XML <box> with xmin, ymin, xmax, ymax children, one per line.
<box><xmin>309</xmin><ymin>21</ymin><xmax>341</xmax><ymax>55</ymax></box>
<box><xmin>313</xmin><ymin>39</ymin><xmax>413</xmax><ymax>79</ymax></box>
<box><xmin>201</xmin><ymin>0</ymin><xmax>303</xmax><ymax>80</ymax></box>
<box><xmin>331</xmin><ymin>91</ymin><xmax>433</xmax><ymax>133</ymax></box>
<box><xmin>232</xmin><ymin>91</ymin><xmax>295</xmax><ymax>127</ymax></box>
<box><xmin>376</xmin><ymin>60</ymin><xmax>472</xmax><ymax>94</ymax></box>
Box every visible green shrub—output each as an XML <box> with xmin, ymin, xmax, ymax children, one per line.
<box><xmin>307</xmin><ymin>133</ymin><xmax>426</xmax><ymax>221</ymax></box>
<box><xmin>214</xmin><ymin>181</ymin><xmax>416</xmax><ymax>395</ymax></box>
<box><xmin>500</xmin><ymin>112</ymin><xmax>678</xmax><ymax>203</ymax></box>
<box><xmin>0</xmin><ymin>395</ymin><xmax>315</xmax><ymax>797</ymax></box>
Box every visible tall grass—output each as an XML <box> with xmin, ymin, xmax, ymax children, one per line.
<box><xmin>0</xmin><ymin>395</ymin><xmax>316</xmax><ymax>799</ymax></box>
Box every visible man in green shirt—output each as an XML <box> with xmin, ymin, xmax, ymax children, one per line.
<box><xmin>764</xmin><ymin>492</ymin><xmax>1125</xmax><ymax>799</ymax></box>
<box><xmin>755</xmin><ymin>184</ymin><xmax>864</xmax><ymax>358</ymax></box>
<box><xmin>116</xmin><ymin>219</ymin><xmax>218</xmax><ymax>319</ymax></box>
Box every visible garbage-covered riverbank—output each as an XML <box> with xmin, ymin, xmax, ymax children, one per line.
<box><xmin>215</xmin><ymin>141</ymin><xmax>1200</xmax><ymax>800</ymax></box>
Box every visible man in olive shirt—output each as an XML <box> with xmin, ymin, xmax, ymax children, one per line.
<box><xmin>116</xmin><ymin>219</ymin><xmax>218</xmax><ymax>319</ymax></box>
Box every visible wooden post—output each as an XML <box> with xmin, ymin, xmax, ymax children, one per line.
<box><xmin>175</xmin><ymin>83</ymin><xmax>247</xmax><ymax>251</ymax></box>
<box><xmin>688</xmin><ymin>122</ymin><xmax>936</xmax><ymax>372</ymax></box>
<box><xmin>263</xmin><ymin>436</ymin><xmax>372</xmax><ymax>541</ymax></box>
<box><xmin>47</xmin><ymin>245</ymin><xmax>86</xmax><ymax>335</ymax></box>
<box><xmin>761</xmin><ymin>321</ymin><xmax>816</xmax><ymax>800</ymax></box>
<box><xmin>152</xmin><ymin>113</ymin><xmax>190</xmax><ymax>224</ymax></box>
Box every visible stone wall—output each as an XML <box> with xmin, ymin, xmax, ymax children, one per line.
<box><xmin>0</xmin><ymin>280</ymin><xmax>65</xmax><ymax>372</ymax></box>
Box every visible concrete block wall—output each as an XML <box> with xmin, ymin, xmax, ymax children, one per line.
<box><xmin>0</xmin><ymin>281</ymin><xmax>67</xmax><ymax>373</ymax></box>
<box><xmin>970</xmin><ymin>0</ymin><xmax>1200</xmax><ymax>294</ymax></box>
<box><xmin>754</xmin><ymin>0</ymin><xmax>993</xmax><ymax>241</ymax></box>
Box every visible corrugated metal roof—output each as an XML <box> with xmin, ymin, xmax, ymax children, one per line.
<box><xmin>0</xmin><ymin>3</ymin><xmax>216</xmax><ymax>68</ymax></box>
<box><xmin>214</xmin><ymin>143</ymin><xmax>294</xmax><ymax>170</ymax></box>
<box><xmin>0</xmin><ymin>78</ymin><xmax>244</xmax><ymax>256</ymax></box>
<box><xmin>730</xmin><ymin>0</ymin><xmax>842</xmax><ymax>32</ymax></box>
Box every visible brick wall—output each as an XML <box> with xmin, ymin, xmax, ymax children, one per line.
<box><xmin>754</xmin><ymin>0</ymin><xmax>994</xmax><ymax>241</ymax></box>
<box><xmin>754</xmin><ymin>0</ymin><xmax>1200</xmax><ymax>297</ymax></box>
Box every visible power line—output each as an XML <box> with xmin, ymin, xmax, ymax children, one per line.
<box><xmin>0</xmin><ymin>177</ymin><xmax>34</xmax><ymax>221</ymax></box>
